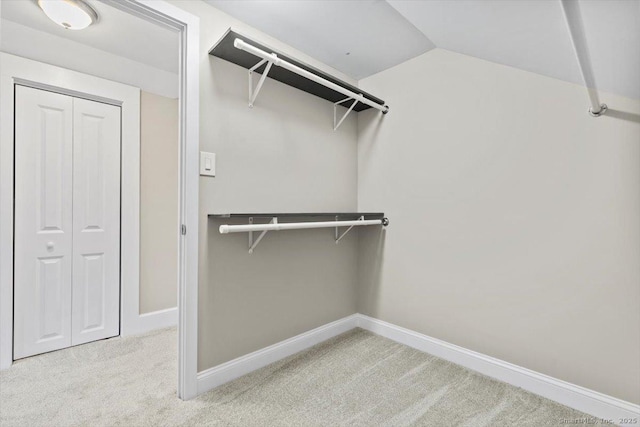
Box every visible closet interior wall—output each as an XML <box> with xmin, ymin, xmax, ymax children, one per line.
<box><xmin>169</xmin><ymin>1</ymin><xmax>359</xmax><ymax>371</ymax></box>
<box><xmin>356</xmin><ymin>48</ymin><xmax>640</xmax><ymax>405</ymax></box>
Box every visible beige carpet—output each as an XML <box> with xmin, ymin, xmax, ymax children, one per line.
<box><xmin>0</xmin><ymin>327</ymin><xmax>588</xmax><ymax>426</ymax></box>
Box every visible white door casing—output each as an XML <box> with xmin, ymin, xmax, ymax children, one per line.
<box><xmin>71</xmin><ymin>98</ymin><xmax>121</xmax><ymax>346</ymax></box>
<box><xmin>13</xmin><ymin>86</ymin><xmax>74</xmax><ymax>359</ymax></box>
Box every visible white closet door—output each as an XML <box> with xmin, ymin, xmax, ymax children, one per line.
<box><xmin>71</xmin><ymin>98</ymin><xmax>121</xmax><ymax>345</ymax></box>
<box><xmin>14</xmin><ymin>86</ymin><xmax>74</xmax><ymax>359</ymax></box>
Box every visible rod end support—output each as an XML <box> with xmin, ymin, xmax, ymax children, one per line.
<box><xmin>589</xmin><ymin>103</ymin><xmax>607</xmax><ymax>117</ymax></box>
<box><xmin>382</xmin><ymin>218</ymin><xmax>390</xmax><ymax>227</ymax></box>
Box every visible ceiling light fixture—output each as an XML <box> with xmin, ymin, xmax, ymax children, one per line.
<box><xmin>37</xmin><ymin>0</ymin><xmax>98</xmax><ymax>30</ymax></box>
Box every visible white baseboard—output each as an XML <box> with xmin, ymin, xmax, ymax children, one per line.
<box><xmin>196</xmin><ymin>314</ymin><xmax>359</xmax><ymax>395</ymax></box>
<box><xmin>355</xmin><ymin>314</ymin><xmax>639</xmax><ymax>423</ymax></box>
<box><xmin>195</xmin><ymin>313</ymin><xmax>639</xmax><ymax>423</ymax></box>
<box><xmin>122</xmin><ymin>307</ymin><xmax>177</xmax><ymax>337</ymax></box>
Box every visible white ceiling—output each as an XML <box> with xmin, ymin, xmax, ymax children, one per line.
<box><xmin>1</xmin><ymin>0</ymin><xmax>178</xmax><ymax>73</ymax></box>
<box><xmin>388</xmin><ymin>0</ymin><xmax>640</xmax><ymax>100</ymax></box>
<box><xmin>206</xmin><ymin>0</ymin><xmax>435</xmax><ymax>80</ymax></box>
<box><xmin>571</xmin><ymin>0</ymin><xmax>640</xmax><ymax>100</ymax></box>
<box><xmin>389</xmin><ymin>0</ymin><xmax>581</xmax><ymax>84</ymax></box>
<box><xmin>3</xmin><ymin>0</ymin><xmax>635</xmax><ymax>99</ymax></box>
<box><xmin>207</xmin><ymin>0</ymin><xmax>640</xmax><ymax>100</ymax></box>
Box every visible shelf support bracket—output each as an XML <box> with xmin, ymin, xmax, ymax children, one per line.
<box><xmin>333</xmin><ymin>96</ymin><xmax>360</xmax><ymax>131</ymax></box>
<box><xmin>249</xmin><ymin>217</ymin><xmax>277</xmax><ymax>253</ymax></box>
<box><xmin>335</xmin><ymin>216</ymin><xmax>364</xmax><ymax>243</ymax></box>
<box><xmin>248</xmin><ymin>57</ymin><xmax>274</xmax><ymax>108</ymax></box>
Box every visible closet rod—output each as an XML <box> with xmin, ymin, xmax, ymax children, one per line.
<box><xmin>234</xmin><ymin>38</ymin><xmax>390</xmax><ymax>114</ymax></box>
<box><xmin>561</xmin><ymin>0</ymin><xmax>607</xmax><ymax>117</ymax></box>
<box><xmin>219</xmin><ymin>218</ymin><xmax>389</xmax><ymax>234</ymax></box>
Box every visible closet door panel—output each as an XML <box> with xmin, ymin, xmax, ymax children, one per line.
<box><xmin>71</xmin><ymin>98</ymin><xmax>121</xmax><ymax>345</ymax></box>
<box><xmin>13</xmin><ymin>86</ymin><xmax>73</xmax><ymax>359</ymax></box>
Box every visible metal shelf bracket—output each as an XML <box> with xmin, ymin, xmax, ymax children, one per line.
<box><xmin>333</xmin><ymin>96</ymin><xmax>360</xmax><ymax>131</ymax></box>
<box><xmin>248</xmin><ymin>57</ymin><xmax>275</xmax><ymax>108</ymax></box>
<box><xmin>248</xmin><ymin>217</ymin><xmax>277</xmax><ymax>253</ymax></box>
<box><xmin>335</xmin><ymin>216</ymin><xmax>364</xmax><ymax>243</ymax></box>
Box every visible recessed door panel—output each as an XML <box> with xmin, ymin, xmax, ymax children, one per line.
<box><xmin>35</xmin><ymin>256</ymin><xmax>66</xmax><ymax>342</ymax></box>
<box><xmin>71</xmin><ymin>98</ymin><xmax>121</xmax><ymax>345</ymax></box>
<box><xmin>81</xmin><ymin>253</ymin><xmax>106</xmax><ymax>331</ymax></box>
<box><xmin>14</xmin><ymin>85</ymin><xmax>73</xmax><ymax>359</ymax></box>
<box><xmin>79</xmin><ymin>114</ymin><xmax>105</xmax><ymax>230</ymax></box>
<box><xmin>38</xmin><ymin>107</ymin><xmax>67</xmax><ymax>232</ymax></box>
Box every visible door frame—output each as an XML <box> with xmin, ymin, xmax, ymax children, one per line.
<box><xmin>0</xmin><ymin>1</ymin><xmax>200</xmax><ymax>400</ymax></box>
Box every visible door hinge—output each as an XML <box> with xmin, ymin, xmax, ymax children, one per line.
<box><xmin>181</xmin><ymin>224</ymin><xmax>187</xmax><ymax>235</ymax></box>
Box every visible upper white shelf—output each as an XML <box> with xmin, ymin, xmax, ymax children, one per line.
<box><xmin>208</xmin><ymin>29</ymin><xmax>389</xmax><ymax>114</ymax></box>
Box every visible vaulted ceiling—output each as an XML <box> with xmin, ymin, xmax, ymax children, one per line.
<box><xmin>2</xmin><ymin>0</ymin><xmax>637</xmax><ymax>99</ymax></box>
<box><xmin>207</xmin><ymin>0</ymin><xmax>435</xmax><ymax>80</ymax></box>
<box><xmin>207</xmin><ymin>0</ymin><xmax>640</xmax><ymax>100</ymax></box>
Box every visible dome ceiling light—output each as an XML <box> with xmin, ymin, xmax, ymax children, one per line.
<box><xmin>37</xmin><ymin>0</ymin><xmax>98</xmax><ymax>30</ymax></box>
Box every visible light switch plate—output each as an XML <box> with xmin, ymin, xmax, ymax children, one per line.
<box><xmin>200</xmin><ymin>151</ymin><xmax>216</xmax><ymax>177</ymax></box>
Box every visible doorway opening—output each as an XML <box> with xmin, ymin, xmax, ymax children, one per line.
<box><xmin>0</xmin><ymin>0</ymin><xmax>199</xmax><ymax>399</ymax></box>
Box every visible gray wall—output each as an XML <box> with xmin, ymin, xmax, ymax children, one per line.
<box><xmin>204</xmin><ymin>217</ymin><xmax>357</xmax><ymax>369</ymax></box>
<box><xmin>140</xmin><ymin>91</ymin><xmax>179</xmax><ymax>314</ymax></box>
<box><xmin>170</xmin><ymin>1</ymin><xmax>359</xmax><ymax>371</ymax></box>
<box><xmin>357</xmin><ymin>49</ymin><xmax>640</xmax><ymax>404</ymax></box>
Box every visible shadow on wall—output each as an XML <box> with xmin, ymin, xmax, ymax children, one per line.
<box><xmin>357</xmin><ymin>227</ymin><xmax>387</xmax><ymax>317</ymax></box>
<box><xmin>605</xmin><ymin>109</ymin><xmax>640</xmax><ymax>124</ymax></box>
<box><xmin>358</xmin><ymin>108</ymin><xmax>386</xmax><ymax>160</ymax></box>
